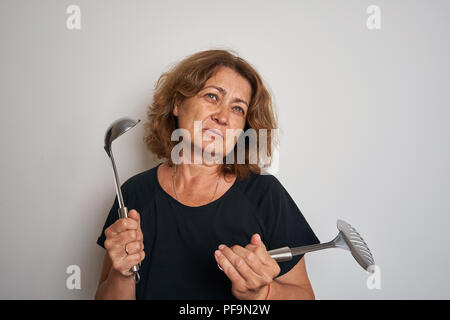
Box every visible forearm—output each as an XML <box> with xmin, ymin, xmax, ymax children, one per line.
<box><xmin>95</xmin><ymin>269</ymin><xmax>136</xmax><ymax>300</ymax></box>
<box><xmin>266</xmin><ymin>279</ymin><xmax>315</xmax><ymax>300</ymax></box>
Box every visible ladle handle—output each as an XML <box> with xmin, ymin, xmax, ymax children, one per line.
<box><xmin>118</xmin><ymin>206</ymin><xmax>141</xmax><ymax>284</ymax></box>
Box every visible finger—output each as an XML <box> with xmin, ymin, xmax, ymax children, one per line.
<box><xmin>251</xmin><ymin>233</ymin><xmax>266</xmax><ymax>250</ymax></box>
<box><xmin>218</xmin><ymin>245</ymin><xmax>241</xmax><ymax>267</ymax></box>
<box><xmin>125</xmin><ymin>240</ymin><xmax>144</xmax><ymax>255</ymax></box>
<box><xmin>231</xmin><ymin>245</ymin><xmax>266</xmax><ymax>276</ymax></box>
<box><xmin>220</xmin><ymin>245</ymin><xmax>265</xmax><ymax>287</ymax></box>
<box><xmin>107</xmin><ymin>244</ymin><xmax>128</xmax><ymax>262</ymax></box>
<box><xmin>136</xmin><ymin>227</ymin><xmax>144</xmax><ymax>242</ymax></box>
<box><xmin>111</xmin><ymin>229</ymin><xmax>141</xmax><ymax>247</ymax></box>
<box><xmin>214</xmin><ymin>250</ymin><xmax>247</xmax><ymax>292</ymax></box>
<box><xmin>245</xmin><ymin>244</ymin><xmax>280</xmax><ymax>277</ymax></box>
<box><xmin>121</xmin><ymin>251</ymin><xmax>145</xmax><ymax>275</ymax></box>
<box><xmin>108</xmin><ymin>217</ymin><xmax>139</xmax><ymax>235</ymax></box>
<box><xmin>128</xmin><ymin>210</ymin><xmax>141</xmax><ymax>225</ymax></box>
<box><xmin>245</xmin><ymin>243</ymin><xmax>259</xmax><ymax>251</ymax></box>
<box><xmin>254</xmin><ymin>246</ymin><xmax>274</xmax><ymax>267</ymax></box>
<box><xmin>248</xmin><ymin>235</ymin><xmax>271</xmax><ymax>265</ymax></box>
<box><xmin>230</xmin><ymin>245</ymin><xmax>272</xmax><ymax>288</ymax></box>
<box><xmin>128</xmin><ymin>210</ymin><xmax>144</xmax><ymax>241</ymax></box>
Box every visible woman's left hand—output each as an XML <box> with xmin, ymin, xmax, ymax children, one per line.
<box><xmin>214</xmin><ymin>233</ymin><xmax>281</xmax><ymax>300</ymax></box>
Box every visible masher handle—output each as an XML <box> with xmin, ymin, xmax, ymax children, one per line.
<box><xmin>268</xmin><ymin>241</ymin><xmax>337</xmax><ymax>262</ymax></box>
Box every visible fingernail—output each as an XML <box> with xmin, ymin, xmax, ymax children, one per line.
<box><xmin>218</xmin><ymin>244</ymin><xmax>225</xmax><ymax>250</ymax></box>
<box><xmin>215</xmin><ymin>250</ymin><xmax>221</xmax><ymax>257</ymax></box>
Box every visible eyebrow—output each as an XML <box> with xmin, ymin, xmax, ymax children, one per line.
<box><xmin>202</xmin><ymin>85</ymin><xmax>249</xmax><ymax>108</ymax></box>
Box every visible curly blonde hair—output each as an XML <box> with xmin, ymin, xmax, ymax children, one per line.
<box><xmin>143</xmin><ymin>49</ymin><xmax>278</xmax><ymax>179</ymax></box>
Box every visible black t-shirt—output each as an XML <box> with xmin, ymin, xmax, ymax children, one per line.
<box><xmin>97</xmin><ymin>163</ymin><xmax>320</xmax><ymax>299</ymax></box>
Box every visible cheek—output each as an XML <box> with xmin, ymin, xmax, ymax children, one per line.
<box><xmin>176</xmin><ymin>105</ymin><xmax>203</xmax><ymax>129</ymax></box>
<box><xmin>230</xmin><ymin>116</ymin><xmax>247</xmax><ymax>131</ymax></box>
<box><xmin>181</xmin><ymin>103</ymin><xmax>210</xmax><ymax>125</ymax></box>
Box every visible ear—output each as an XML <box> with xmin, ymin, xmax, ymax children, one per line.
<box><xmin>173</xmin><ymin>104</ymin><xmax>179</xmax><ymax>117</ymax></box>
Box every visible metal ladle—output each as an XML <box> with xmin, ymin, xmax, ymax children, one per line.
<box><xmin>104</xmin><ymin>117</ymin><xmax>141</xmax><ymax>283</ymax></box>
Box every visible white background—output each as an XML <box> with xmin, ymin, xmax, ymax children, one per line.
<box><xmin>0</xmin><ymin>0</ymin><xmax>449</xmax><ymax>299</ymax></box>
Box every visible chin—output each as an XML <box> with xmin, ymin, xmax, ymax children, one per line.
<box><xmin>197</xmin><ymin>142</ymin><xmax>225</xmax><ymax>162</ymax></box>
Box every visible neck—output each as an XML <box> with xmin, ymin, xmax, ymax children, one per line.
<box><xmin>171</xmin><ymin>162</ymin><xmax>222</xmax><ymax>201</ymax></box>
<box><xmin>174</xmin><ymin>163</ymin><xmax>220</xmax><ymax>182</ymax></box>
<box><xmin>174</xmin><ymin>146</ymin><xmax>222</xmax><ymax>181</ymax></box>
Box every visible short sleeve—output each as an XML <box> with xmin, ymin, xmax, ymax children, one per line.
<box><xmin>96</xmin><ymin>184</ymin><xmax>128</xmax><ymax>249</ymax></box>
<box><xmin>257</xmin><ymin>175</ymin><xmax>320</xmax><ymax>277</ymax></box>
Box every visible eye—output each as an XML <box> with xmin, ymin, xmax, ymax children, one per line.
<box><xmin>205</xmin><ymin>93</ymin><xmax>218</xmax><ymax>101</ymax></box>
<box><xmin>233</xmin><ymin>106</ymin><xmax>245</xmax><ymax>115</ymax></box>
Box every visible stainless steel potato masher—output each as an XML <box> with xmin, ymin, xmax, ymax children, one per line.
<box><xmin>104</xmin><ymin>117</ymin><xmax>141</xmax><ymax>283</ymax></box>
<box><xmin>268</xmin><ymin>219</ymin><xmax>375</xmax><ymax>271</ymax></box>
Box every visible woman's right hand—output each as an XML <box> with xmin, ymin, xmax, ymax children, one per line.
<box><xmin>104</xmin><ymin>209</ymin><xmax>145</xmax><ymax>278</ymax></box>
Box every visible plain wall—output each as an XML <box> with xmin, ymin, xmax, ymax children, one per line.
<box><xmin>0</xmin><ymin>0</ymin><xmax>449</xmax><ymax>299</ymax></box>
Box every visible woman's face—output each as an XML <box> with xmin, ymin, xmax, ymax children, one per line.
<box><xmin>173</xmin><ymin>66</ymin><xmax>252</xmax><ymax>162</ymax></box>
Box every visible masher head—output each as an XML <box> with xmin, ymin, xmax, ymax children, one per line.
<box><xmin>104</xmin><ymin>118</ymin><xmax>140</xmax><ymax>157</ymax></box>
<box><xmin>336</xmin><ymin>219</ymin><xmax>375</xmax><ymax>271</ymax></box>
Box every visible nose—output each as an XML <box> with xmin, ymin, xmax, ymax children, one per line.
<box><xmin>211</xmin><ymin>106</ymin><xmax>229</xmax><ymax>126</ymax></box>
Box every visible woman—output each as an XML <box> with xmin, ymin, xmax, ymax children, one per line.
<box><xmin>95</xmin><ymin>49</ymin><xmax>320</xmax><ymax>300</ymax></box>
